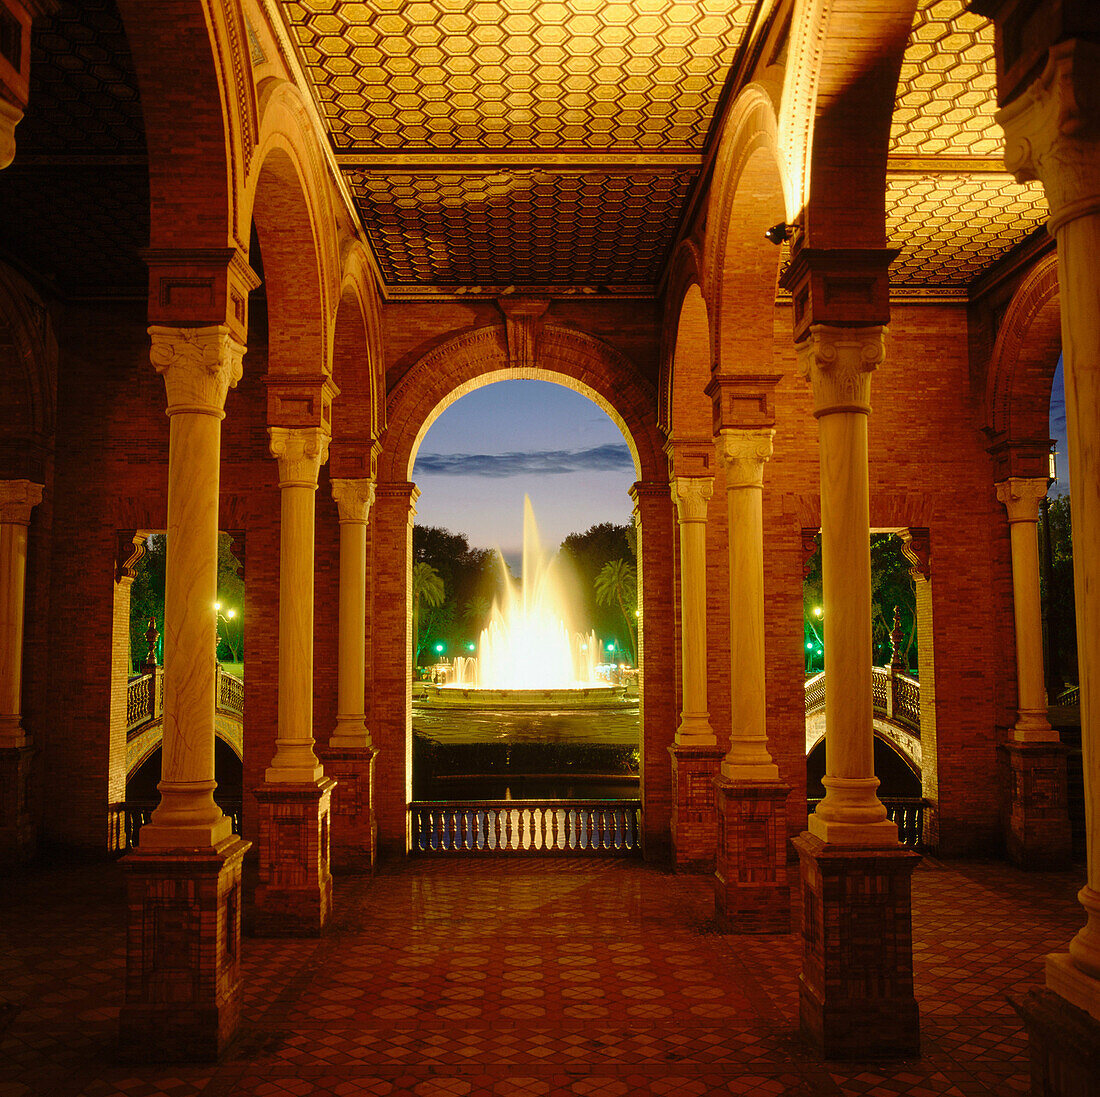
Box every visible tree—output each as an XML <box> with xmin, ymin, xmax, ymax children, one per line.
<box><xmin>130</xmin><ymin>534</ymin><xmax>166</xmax><ymax>671</ymax></box>
<box><xmin>595</xmin><ymin>558</ymin><xmax>637</xmax><ymax>663</ymax></box>
<box><xmin>216</xmin><ymin>535</ymin><xmax>244</xmax><ymax>663</ymax></box>
<box><xmin>560</xmin><ymin>522</ymin><xmax>634</xmax><ymax>642</ymax></box>
<box><xmin>412</xmin><ymin>561</ymin><xmax>445</xmax><ymax>664</ymax></box>
<box><xmin>1040</xmin><ymin>493</ymin><xmax>1077</xmax><ymax>689</ymax></box>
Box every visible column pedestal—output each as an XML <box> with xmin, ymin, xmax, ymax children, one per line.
<box><xmin>0</xmin><ymin>743</ymin><xmax>33</xmax><ymax>867</ymax></box>
<box><xmin>1002</xmin><ymin>742</ymin><xmax>1072</xmax><ymax>869</ymax></box>
<box><xmin>1013</xmin><ymin>988</ymin><xmax>1100</xmax><ymax>1097</ymax></box>
<box><xmin>794</xmin><ymin>832</ymin><xmax>920</xmax><ymax>1059</ymax></box>
<box><xmin>317</xmin><ymin>745</ymin><xmax>376</xmax><ymax>873</ymax></box>
<box><xmin>714</xmin><ymin>778</ymin><xmax>790</xmax><ymax>933</ymax></box>
<box><xmin>253</xmin><ymin>776</ymin><xmax>335</xmax><ymax>936</ymax></box>
<box><xmin>668</xmin><ymin>744</ymin><xmax>724</xmax><ymax>871</ymax></box>
<box><xmin>119</xmin><ymin>835</ymin><xmax>250</xmax><ymax>1062</ymax></box>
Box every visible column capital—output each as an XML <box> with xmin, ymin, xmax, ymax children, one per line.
<box><xmin>0</xmin><ymin>479</ymin><xmax>43</xmax><ymax>524</ymax></box>
<box><xmin>705</xmin><ymin>373</ymin><xmax>781</xmax><ymax>434</ymax></box>
<box><xmin>664</xmin><ymin>436</ymin><xmax>715</xmax><ymax>480</ymax></box>
<box><xmin>715</xmin><ymin>429</ymin><xmax>775</xmax><ymax>488</ymax></box>
<box><xmin>797</xmin><ymin>324</ymin><xmax>885</xmax><ymax>417</ymax></box>
<box><xmin>268</xmin><ymin>426</ymin><xmax>330</xmax><ymax>488</ymax></box>
<box><xmin>0</xmin><ymin>99</ymin><xmax>22</xmax><ymax>172</ymax></box>
<box><xmin>331</xmin><ymin>478</ymin><xmax>375</xmax><ymax>524</ymax></box>
<box><xmin>149</xmin><ymin>325</ymin><xmax>245</xmax><ymax>417</ymax></box>
<box><xmin>998</xmin><ymin>40</ymin><xmax>1100</xmax><ymax>233</ymax></box>
<box><xmin>996</xmin><ymin>476</ymin><xmax>1048</xmax><ymax>523</ymax></box>
<box><xmin>671</xmin><ymin>476</ymin><xmax>713</xmax><ymax>523</ymax></box>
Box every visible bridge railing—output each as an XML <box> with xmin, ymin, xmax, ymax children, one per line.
<box><xmin>805</xmin><ymin>667</ymin><xmax>920</xmax><ymax>731</ymax></box>
<box><xmin>808</xmin><ymin>797</ymin><xmax>928</xmax><ymax>849</ymax></box>
<box><xmin>409</xmin><ymin>799</ymin><xmax>642</xmax><ymax>856</ymax></box>
<box><xmin>108</xmin><ymin>798</ymin><xmax>243</xmax><ymax>854</ymax></box>
<box><xmin>127</xmin><ymin>665</ymin><xmax>242</xmax><ymax>734</ymax></box>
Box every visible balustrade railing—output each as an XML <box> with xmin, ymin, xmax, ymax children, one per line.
<box><xmin>805</xmin><ymin>668</ymin><xmax>920</xmax><ymax>732</ymax></box>
<box><xmin>807</xmin><ymin>797</ymin><xmax>927</xmax><ymax>849</ymax></box>
<box><xmin>126</xmin><ymin>666</ymin><xmax>243</xmax><ymax>734</ymax></box>
<box><xmin>409</xmin><ymin>799</ymin><xmax>642</xmax><ymax>855</ymax></box>
<box><xmin>108</xmin><ymin>798</ymin><xmax>243</xmax><ymax>854</ymax></box>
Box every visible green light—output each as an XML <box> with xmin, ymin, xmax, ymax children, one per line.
<box><xmin>435</xmin><ymin>643</ymin><xmax>444</xmax><ymax>653</ymax></box>
<box><xmin>806</xmin><ymin>642</ymin><xmax>813</xmax><ymax>650</ymax></box>
<box><xmin>467</xmin><ymin>643</ymin><xmax>475</xmax><ymax>651</ymax></box>
<box><xmin>606</xmin><ymin>642</ymin><xmax>614</xmax><ymax>651</ymax></box>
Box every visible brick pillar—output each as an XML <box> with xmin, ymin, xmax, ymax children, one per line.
<box><xmin>900</xmin><ymin>529</ymin><xmax>939</xmax><ymax>850</ymax></box>
<box><xmin>631</xmin><ymin>480</ymin><xmax>676</xmax><ymax>862</ymax></box>
<box><xmin>370</xmin><ymin>481</ymin><xmax>419</xmax><ymax>859</ymax></box>
<box><xmin>0</xmin><ymin>479</ymin><xmax>43</xmax><ymax>867</ymax></box>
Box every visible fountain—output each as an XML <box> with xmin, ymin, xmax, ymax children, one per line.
<box><xmin>418</xmin><ymin>496</ymin><xmax>630</xmax><ymax>711</ymax></box>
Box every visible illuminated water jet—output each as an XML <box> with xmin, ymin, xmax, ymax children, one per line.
<box><xmin>448</xmin><ymin>496</ymin><xmax>603</xmax><ymax>691</ymax></box>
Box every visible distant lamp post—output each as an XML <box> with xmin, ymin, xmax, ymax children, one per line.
<box><xmin>435</xmin><ymin>642</ymin><xmax>444</xmax><ymax>655</ymax></box>
<box><xmin>214</xmin><ymin>601</ymin><xmax>237</xmax><ymax>664</ymax></box>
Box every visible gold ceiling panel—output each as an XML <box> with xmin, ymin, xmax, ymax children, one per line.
<box><xmin>281</xmin><ymin>0</ymin><xmax>751</xmax><ymax>150</ymax></box>
<box><xmin>886</xmin><ymin>175</ymin><xmax>1048</xmax><ymax>287</ymax></box>
<box><xmin>346</xmin><ymin>168</ymin><xmax>695</xmax><ymax>285</ymax></box>
<box><xmin>892</xmin><ymin>0</ymin><xmax>1002</xmax><ymax>157</ymax></box>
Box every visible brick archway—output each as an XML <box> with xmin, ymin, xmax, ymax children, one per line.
<box><xmin>370</xmin><ymin>322</ymin><xmax>676</xmax><ymax>859</ymax></box>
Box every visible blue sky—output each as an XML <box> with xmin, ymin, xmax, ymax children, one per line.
<box><xmin>1050</xmin><ymin>357</ymin><xmax>1069</xmax><ymax>496</ymax></box>
<box><xmin>412</xmin><ymin>380</ymin><xmax>637</xmax><ymax>565</ymax></box>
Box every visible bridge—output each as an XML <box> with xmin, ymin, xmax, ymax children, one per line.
<box><xmin>124</xmin><ymin>664</ymin><xmax>244</xmax><ymax>777</ymax></box>
<box><xmin>804</xmin><ymin>665</ymin><xmax>923</xmax><ymax>778</ymax></box>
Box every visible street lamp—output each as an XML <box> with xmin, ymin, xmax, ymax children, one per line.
<box><xmin>214</xmin><ymin>601</ymin><xmax>237</xmax><ymax>663</ymax></box>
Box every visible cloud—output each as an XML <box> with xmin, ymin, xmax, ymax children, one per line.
<box><xmin>415</xmin><ymin>442</ymin><xmax>635</xmax><ymax>478</ymax></box>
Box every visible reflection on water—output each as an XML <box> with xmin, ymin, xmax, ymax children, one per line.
<box><xmin>428</xmin><ymin>776</ymin><xmax>639</xmax><ymax>800</ymax></box>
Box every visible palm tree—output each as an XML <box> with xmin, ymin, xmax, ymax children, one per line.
<box><xmin>462</xmin><ymin>595</ymin><xmax>491</xmax><ymax>637</ymax></box>
<box><xmin>412</xmin><ymin>562</ymin><xmax>445</xmax><ymax>664</ymax></box>
<box><xmin>595</xmin><ymin>558</ymin><xmax>637</xmax><ymax>663</ymax></box>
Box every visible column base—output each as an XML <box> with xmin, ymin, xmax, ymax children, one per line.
<box><xmin>316</xmin><ymin>745</ymin><xmax>376</xmax><ymax>873</ymax></box>
<box><xmin>1013</xmin><ymin>987</ymin><xmax>1100</xmax><ymax>1097</ymax></box>
<box><xmin>794</xmin><ymin>832</ymin><xmax>920</xmax><ymax>1059</ymax></box>
<box><xmin>0</xmin><ymin>744</ymin><xmax>35</xmax><ymax>868</ymax></box>
<box><xmin>714</xmin><ymin>778</ymin><xmax>791</xmax><ymax>934</ymax></box>
<box><xmin>253</xmin><ymin>777</ymin><xmax>335</xmax><ymax>936</ymax></box>
<box><xmin>1000</xmin><ymin>742</ymin><xmax>1072</xmax><ymax>869</ymax></box>
<box><xmin>668</xmin><ymin>744</ymin><xmax>724</xmax><ymax>872</ymax></box>
<box><xmin>118</xmin><ymin>835</ymin><xmax>251</xmax><ymax>1062</ymax></box>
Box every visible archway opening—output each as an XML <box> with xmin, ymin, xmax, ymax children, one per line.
<box><xmin>408</xmin><ymin>378</ymin><xmax>642</xmax><ymax>839</ymax></box>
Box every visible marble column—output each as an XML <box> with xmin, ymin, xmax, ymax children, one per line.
<box><xmin>998</xmin><ymin>478</ymin><xmax>1058</xmax><ymax>742</ymax></box>
<box><xmin>319</xmin><ymin>477</ymin><xmax>377</xmax><ymax>872</ymax></box>
<box><xmin>0</xmin><ymin>479</ymin><xmax>42</xmax><ymax>866</ymax></box>
<box><xmin>666</xmin><ymin>446</ymin><xmax>724</xmax><ymax>872</ymax></box>
<box><xmin>799</xmin><ymin>326</ymin><xmax>897</xmax><ymax>847</ymax></box>
<box><xmin>996</xmin><ymin>37</ymin><xmax>1100</xmax><ymax>1030</ymax></box>
<box><xmin>996</xmin><ymin>478</ymin><xmax>1071</xmax><ymax>869</ymax></box>
<box><xmin>254</xmin><ymin>426</ymin><xmax>335</xmax><ymax>934</ymax></box>
<box><xmin>141</xmin><ymin>326</ymin><xmax>242</xmax><ymax>851</ymax></box>
<box><xmin>712</xmin><ymin>431</ymin><xmax>790</xmax><ymax>932</ymax></box>
<box><xmin>793</xmin><ymin>324</ymin><xmax>919</xmax><ymax>1058</ymax></box>
<box><xmin>119</xmin><ymin>324</ymin><xmax>250</xmax><ymax>1062</ymax></box>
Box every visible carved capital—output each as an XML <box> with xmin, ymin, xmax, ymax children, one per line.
<box><xmin>796</xmin><ymin>324</ymin><xmax>885</xmax><ymax>417</ymax></box>
<box><xmin>671</xmin><ymin>476</ymin><xmax>713</xmax><ymax>523</ymax></box>
<box><xmin>0</xmin><ymin>479</ymin><xmax>42</xmax><ymax>524</ymax></box>
<box><xmin>996</xmin><ymin>477</ymin><xmax>1048</xmax><ymax>524</ymax></box>
<box><xmin>715</xmin><ymin>429</ymin><xmax>775</xmax><ymax>488</ymax></box>
<box><xmin>0</xmin><ymin>99</ymin><xmax>23</xmax><ymax>172</ymax></box>
<box><xmin>998</xmin><ymin>40</ymin><xmax>1100</xmax><ymax>233</ymax></box>
<box><xmin>149</xmin><ymin>325</ymin><xmax>245</xmax><ymax>417</ymax></box>
<box><xmin>899</xmin><ymin>527</ymin><xmax>931</xmax><ymax>581</ymax></box>
<box><xmin>116</xmin><ymin>530</ymin><xmax>148</xmax><ymax>582</ymax></box>
<box><xmin>268</xmin><ymin>426</ymin><xmax>330</xmax><ymax>488</ymax></box>
<box><xmin>332</xmin><ymin>478</ymin><xmax>375</xmax><ymax>524</ymax></box>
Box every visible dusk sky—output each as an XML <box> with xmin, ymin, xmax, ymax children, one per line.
<box><xmin>412</xmin><ymin>380</ymin><xmax>637</xmax><ymax>566</ymax></box>
<box><xmin>1050</xmin><ymin>357</ymin><xmax>1069</xmax><ymax>496</ymax></box>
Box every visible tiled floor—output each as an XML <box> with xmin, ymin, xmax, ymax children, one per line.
<box><xmin>0</xmin><ymin>853</ymin><xmax>1085</xmax><ymax>1097</ymax></box>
